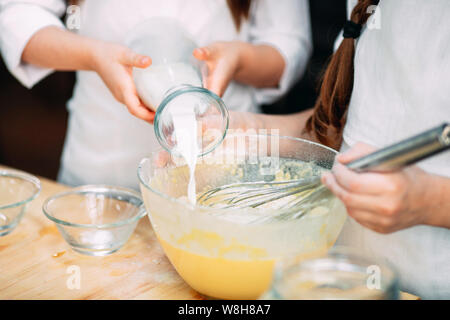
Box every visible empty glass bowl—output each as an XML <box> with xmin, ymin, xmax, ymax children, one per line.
<box><xmin>261</xmin><ymin>246</ymin><xmax>399</xmax><ymax>300</ymax></box>
<box><xmin>0</xmin><ymin>169</ymin><xmax>41</xmax><ymax>236</ymax></box>
<box><xmin>43</xmin><ymin>185</ymin><xmax>146</xmax><ymax>256</ymax></box>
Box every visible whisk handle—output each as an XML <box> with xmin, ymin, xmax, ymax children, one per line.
<box><xmin>346</xmin><ymin>123</ymin><xmax>450</xmax><ymax>172</ymax></box>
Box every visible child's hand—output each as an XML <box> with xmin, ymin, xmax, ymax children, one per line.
<box><xmin>193</xmin><ymin>41</ymin><xmax>243</xmax><ymax>97</ymax></box>
<box><xmin>322</xmin><ymin>142</ymin><xmax>432</xmax><ymax>234</ymax></box>
<box><xmin>92</xmin><ymin>42</ymin><xmax>155</xmax><ymax>123</ymax></box>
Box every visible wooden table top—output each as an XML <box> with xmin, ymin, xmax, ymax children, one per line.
<box><xmin>0</xmin><ymin>166</ymin><xmax>200</xmax><ymax>299</ymax></box>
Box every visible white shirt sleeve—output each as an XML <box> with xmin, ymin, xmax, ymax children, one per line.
<box><xmin>247</xmin><ymin>0</ymin><xmax>312</xmax><ymax>105</ymax></box>
<box><xmin>0</xmin><ymin>0</ymin><xmax>66</xmax><ymax>88</ymax></box>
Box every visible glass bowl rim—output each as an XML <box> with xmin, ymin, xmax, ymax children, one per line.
<box><xmin>42</xmin><ymin>184</ymin><xmax>147</xmax><ymax>229</ymax></box>
<box><xmin>271</xmin><ymin>246</ymin><xmax>400</xmax><ymax>297</ymax></box>
<box><xmin>138</xmin><ymin>133</ymin><xmax>339</xmax><ymax>220</ymax></box>
<box><xmin>154</xmin><ymin>85</ymin><xmax>229</xmax><ymax>157</ymax></box>
<box><xmin>0</xmin><ymin>169</ymin><xmax>41</xmax><ymax>210</ymax></box>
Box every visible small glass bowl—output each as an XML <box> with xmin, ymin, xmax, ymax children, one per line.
<box><xmin>43</xmin><ymin>185</ymin><xmax>147</xmax><ymax>256</ymax></box>
<box><xmin>0</xmin><ymin>169</ymin><xmax>41</xmax><ymax>236</ymax></box>
<box><xmin>260</xmin><ymin>246</ymin><xmax>399</xmax><ymax>300</ymax></box>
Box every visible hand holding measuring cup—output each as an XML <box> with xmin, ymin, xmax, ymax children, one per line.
<box><xmin>126</xmin><ymin>18</ymin><xmax>229</xmax><ymax>156</ymax></box>
<box><xmin>91</xmin><ymin>41</ymin><xmax>154</xmax><ymax>122</ymax></box>
<box><xmin>193</xmin><ymin>41</ymin><xmax>243</xmax><ymax>97</ymax></box>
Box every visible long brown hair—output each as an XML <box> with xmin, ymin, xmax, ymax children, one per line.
<box><xmin>306</xmin><ymin>0</ymin><xmax>379</xmax><ymax>149</ymax></box>
<box><xmin>227</xmin><ymin>0</ymin><xmax>252</xmax><ymax>30</ymax></box>
<box><xmin>67</xmin><ymin>1</ymin><xmax>251</xmax><ymax>30</ymax></box>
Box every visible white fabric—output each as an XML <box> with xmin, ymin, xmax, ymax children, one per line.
<box><xmin>0</xmin><ymin>0</ymin><xmax>312</xmax><ymax>188</ymax></box>
<box><xmin>337</xmin><ymin>0</ymin><xmax>450</xmax><ymax>299</ymax></box>
<box><xmin>0</xmin><ymin>0</ymin><xmax>65</xmax><ymax>87</ymax></box>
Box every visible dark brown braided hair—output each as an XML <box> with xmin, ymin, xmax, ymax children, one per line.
<box><xmin>305</xmin><ymin>0</ymin><xmax>380</xmax><ymax>149</ymax></box>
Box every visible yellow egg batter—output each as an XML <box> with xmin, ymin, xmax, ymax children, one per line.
<box><xmin>157</xmin><ymin>229</ymin><xmax>275</xmax><ymax>300</ymax></box>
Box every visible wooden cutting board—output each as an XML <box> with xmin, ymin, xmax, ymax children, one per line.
<box><xmin>0</xmin><ymin>165</ymin><xmax>418</xmax><ymax>300</ymax></box>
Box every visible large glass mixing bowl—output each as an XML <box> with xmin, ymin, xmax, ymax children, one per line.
<box><xmin>138</xmin><ymin>134</ymin><xmax>348</xmax><ymax>299</ymax></box>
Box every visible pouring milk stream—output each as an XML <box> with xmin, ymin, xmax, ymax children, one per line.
<box><xmin>128</xmin><ymin>18</ymin><xmax>228</xmax><ymax>205</ymax></box>
<box><xmin>168</xmin><ymin>94</ymin><xmax>200</xmax><ymax>205</ymax></box>
<box><xmin>134</xmin><ymin>62</ymin><xmax>203</xmax><ymax>204</ymax></box>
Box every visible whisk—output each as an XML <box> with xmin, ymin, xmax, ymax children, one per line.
<box><xmin>197</xmin><ymin>123</ymin><xmax>450</xmax><ymax>216</ymax></box>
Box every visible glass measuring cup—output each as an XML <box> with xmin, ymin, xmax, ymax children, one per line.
<box><xmin>125</xmin><ymin>17</ymin><xmax>229</xmax><ymax>156</ymax></box>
